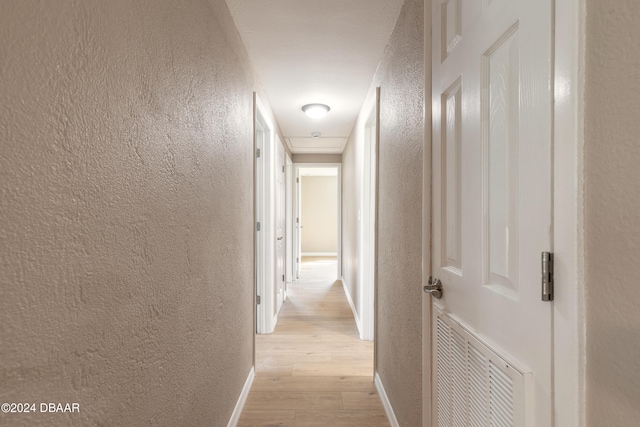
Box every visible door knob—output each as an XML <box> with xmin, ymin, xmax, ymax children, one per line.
<box><xmin>424</xmin><ymin>277</ymin><xmax>443</xmax><ymax>299</ymax></box>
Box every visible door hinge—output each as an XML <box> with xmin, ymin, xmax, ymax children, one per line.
<box><xmin>296</xmin><ymin>257</ymin><xmax>299</xmax><ymax>263</ymax></box>
<box><xmin>296</xmin><ymin>177</ymin><xmax>299</xmax><ymax>183</ymax></box>
<box><xmin>256</xmin><ymin>222</ymin><xmax>261</xmax><ymax>231</ymax></box>
<box><xmin>256</xmin><ymin>295</ymin><xmax>261</xmax><ymax>304</ymax></box>
<box><xmin>296</xmin><ymin>217</ymin><xmax>299</xmax><ymax>224</ymax></box>
<box><xmin>541</xmin><ymin>252</ymin><xmax>554</xmax><ymax>301</ymax></box>
<box><xmin>282</xmin><ymin>274</ymin><xmax>285</xmax><ymax>282</ymax></box>
<box><xmin>256</xmin><ymin>148</ymin><xmax>261</xmax><ymax>158</ymax></box>
<box><xmin>282</xmin><ymin>165</ymin><xmax>285</xmax><ymax>173</ymax></box>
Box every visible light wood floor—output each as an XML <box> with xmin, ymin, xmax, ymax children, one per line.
<box><xmin>238</xmin><ymin>257</ymin><xmax>390</xmax><ymax>427</ymax></box>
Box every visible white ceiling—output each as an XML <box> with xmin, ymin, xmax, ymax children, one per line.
<box><xmin>226</xmin><ymin>0</ymin><xmax>404</xmax><ymax>154</ymax></box>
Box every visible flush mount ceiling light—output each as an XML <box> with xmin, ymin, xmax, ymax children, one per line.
<box><xmin>311</xmin><ymin>132</ymin><xmax>321</xmax><ymax>138</ymax></box>
<box><xmin>302</xmin><ymin>103</ymin><xmax>330</xmax><ymax>119</ymax></box>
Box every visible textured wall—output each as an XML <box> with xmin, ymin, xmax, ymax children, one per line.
<box><xmin>341</xmin><ymin>0</ymin><xmax>424</xmax><ymax>424</ymax></box>
<box><xmin>292</xmin><ymin>153</ymin><xmax>342</xmax><ymax>163</ymax></box>
<box><xmin>0</xmin><ymin>1</ymin><xmax>256</xmax><ymax>425</ymax></box>
<box><xmin>374</xmin><ymin>1</ymin><xmax>424</xmax><ymax>425</ymax></box>
<box><xmin>301</xmin><ymin>177</ymin><xmax>338</xmax><ymax>253</ymax></box>
<box><xmin>584</xmin><ymin>0</ymin><xmax>640</xmax><ymax>424</ymax></box>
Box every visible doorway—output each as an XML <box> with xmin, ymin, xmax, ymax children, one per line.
<box><xmin>292</xmin><ymin>164</ymin><xmax>342</xmax><ymax>282</ymax></box>
<box><xmin>254</xmin><ymin>94</ymin><xmax>285</xmax><ymax>335</ymax></box>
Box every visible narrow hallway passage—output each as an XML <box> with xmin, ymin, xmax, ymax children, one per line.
<box><xmin>238</xmin><ymin>257</ymin><xmax>389</xmax><ymax>426</ymax></box>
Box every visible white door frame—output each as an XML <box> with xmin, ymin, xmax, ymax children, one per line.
<box><xmin>360</xmin><ymin>90</ymin><xmax>379</xmax><ymax>342</ymax></box>
<box><xmin>285</xmin><ymin>152</ymin><xmax>293</xmax><ymax>284</ymax></box>
<box><xmin>293</xmin><ymin>166</ymin><xmax>301</xmax><ymax>280</ymax></box>
<box><xmin>255</xmin><ymin>94</ymin><xmax>278</xmax><ymax>334</ymax></box>
<box><xmin>275</xmin><ymin>136</ymin><xmax>286</xmax><ymax>313</ymax></box>
<box><xmin>422</xmin><ymin>4</ymin><xmax>433</xmax><ymax>426</ymax></box>
<box><xmin>421</xmin><ymin>1</ymin><xmax>584</xmax><ymax>425</ymax></box>
<box><xmin>551</xmin><ymin>0</ymin><xmax>585</xmax><ymax>424</ymax></box>
<box><xmin>292</xmin><ymin>163</ymin><xmax>342</xmax><ymax>280</ymax></box>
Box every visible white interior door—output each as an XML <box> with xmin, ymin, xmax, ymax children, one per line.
<box><xmin>429</xmin><ymin>0</ymin><xmax>553</xmax><ymax>425</ymax></box>
<box><xmin>255</xmin><ymin>115</ymin><xmax>264</xmax><ymax>334</ymax></box>
<box><xmin>255</xmin><ymin>94</ymin><xmax>277</xmax><ymax>334</ymax></box>
<box><xmin>360</xmin><ymin>93</ymin><xmax>378</xmax><ymax>342</ymax></box>
<box><xmin>294</xmin><ymin>168</ymin><xmax>302</xmax><ymax>279</ymax></box>
<box><xmin>276</xmin><ymin>138</ymin><xmax>286</xmax><ymax>312</ymax></box>
<box><xmin>285</xmin><ymin>153</ymin><xmax>293</xmax><ymax>283</ymax></box>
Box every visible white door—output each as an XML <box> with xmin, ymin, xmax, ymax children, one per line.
<box><xmin>255</xmin><ymin>94</ymin><xmax>276</xmax><ymax>334</ymax></box>
<box><xmin>360</xmin><ymin>93</ymin><xmax>378</xmax><ymax>341</ymax></box>
<box><xmin>275</xmin><ymin>138</ymin><xmax>286</xmax><ymax>312</ymax></box>
<box><xmin>285</xmin><ymin>153</ymin><xmax>293</xmax><ymax>283</ymax></box>
<box><xmin>294</xmin><ymin>167</ymin><xmax>302</xmax><ymax>279</ymax></box>
<box><xmin>429</xmin><ymin>0</ymin><xmax>553</xmax><ymax>425</ymax></box>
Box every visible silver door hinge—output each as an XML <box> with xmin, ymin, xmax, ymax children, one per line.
<box><xmin>256</xmin><ymin>295</ymin><xmax>261</xmax><ymax>304</ymax></box>
<box><xmin>256</xmin><ymin>148</ymin><xmax>261</xmax><ymax>158</ymax></box>
<box><xmin>296</xmin><ymin>177</ymin><xmax>299</xmax><ymax>183</ymax></box>
<box><xmin>282</xmin><ymin>275</ymin><xmax>285</xmax><ymax>282</ymax></box>
<box><xmin>257</xmin><ymin>222</ymin><xmax>261</xmax><ymax>231</ymax></box>
<box><xmin>541</xmin><ymin>252</ymin><xmax>554</xmax><ymax>301</ymax></box>
<box><xmin>282</xmin><ymin>166</ymin><xmax>285</xmax><ymax>173</ymax></box>
<box><xmin>296</xmin><ymin>257</ymin><xmax>299</xmax><ymax>263</ymax></box>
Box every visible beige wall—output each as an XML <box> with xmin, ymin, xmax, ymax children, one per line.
<box><xmin>584</xmin><ymin>0</ymin><xmax>640</xmax><ymax>424</ymax></box>
<box><xmin>342</xmin><ymin>0</ymin><xmax>424</xmax><ymax>425</ymax></box>
<box><xmin>301</xmin><ymin>176</ymin><xmax>338</xmax><ymax>253</ymax></box>
<box><xmin>0</xmin><ymin>1</ymin><xmax>264</xmax><ymax>425</ymax></box>
<box><xmin>292</xmin><ymin>153</ymin><xmax>342</xmax><ymax>163</ymax></box>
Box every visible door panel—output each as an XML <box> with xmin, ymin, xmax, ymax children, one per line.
<box><xmin>431</xmin><ymin>0</ymin><xmax>553</xmax><ymax>425</ymax></box>
<box><xmin>276</xmin><ymin>138</ymin><xmax>286</xmax><ymax>313</ymax></box>
<box><xmin>294</xmin><ymin>168</ymin><xmax>301</xmax><ymax>279</ymax></box>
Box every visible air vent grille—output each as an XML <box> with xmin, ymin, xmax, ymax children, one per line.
<box><xmin>433</xmin><ymin>309</ymin><xmax>528</xmax><ymax>426</ymax></box>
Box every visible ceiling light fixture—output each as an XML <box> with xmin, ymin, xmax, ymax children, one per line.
<box><xmin>311</xmin><ymin>132</ymin><xmax>321</xmax><ymax>138</ymax></box>
<box><xmin>302</xmin><ymin>103</ymin><xmax>330</xmax><ymax>119</ymax></box>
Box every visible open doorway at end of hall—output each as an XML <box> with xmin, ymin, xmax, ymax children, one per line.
<box><xmin>292</xmin><ymin>164</ymin><xmax>341</xmax><ymax>282</ymax></box>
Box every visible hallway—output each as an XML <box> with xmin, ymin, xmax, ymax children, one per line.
<box><xmin>238</xmin><ymin>257</ymin><xmax>389</xmax><ymax>427</ymax></box>
<box><xmin>4</xmin><ymin>1</ymin><xmax>635</xmax><ymax>425</ymax></box>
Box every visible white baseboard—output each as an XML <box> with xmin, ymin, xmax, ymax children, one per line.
<box><xmin>341</xmin><ymin>276</ymin><xmax>363</xmax><ymax>338</ymax></box>
<box><xmin>301</xmin><ymin>252</ymin><xmax>338</xmax><ymax>257</ymax></box>
<box><xmin>375</xmin><ymin>372</ymin><xmax>400</xmax><ymax>427</ymax></box>
<box><xmin>227</xmin><ymin>367</ymin><xmax>255</xmax><ymax>427</ymax></box>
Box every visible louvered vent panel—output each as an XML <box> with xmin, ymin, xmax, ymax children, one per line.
<box><xmin>489</xmin><ymin>361</ymin><xmax>515</xmax><ymax>427</ymax></box>
<box><xmin>433</xmin><ymin>309</ymin><xmax>528</xmax><ymax>427</ymax></box>
<box><xmin>450</xmin><ymin>329</ymin><xmax>469</xmax><ymax>426</ymax></box>
<box><xmin>436</xmin><ymin>317</ymin><xmax>452</xmax><ymax>427</ymax></box>
<box><xmin>467</xmin><ymin>346</ymin><xmax>488</xmax><ymax>426</ymax></box>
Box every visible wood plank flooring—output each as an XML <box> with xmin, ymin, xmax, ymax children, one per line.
<box><xmin>238</xmin><ymin>257</ymin><xmax>389</xmax><ymax>427</ymax></box>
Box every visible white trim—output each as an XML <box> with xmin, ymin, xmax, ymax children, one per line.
<box><xmin>301</xmin><ymin>252</ymin><xmax>338</xmax><ymax>257</ymax></box>
<box><xmin>422</xmin><ymin>2</ymin><xmax>433</xmax><ymax>426</ymax></box>
<box><xmin>375</xmin><ymin>372</ymin><xmax>400</xmax><ymax>427</ymax></box>
<box><xmin>341</xmin><ymin>275</ymin><xmax>363</xmax><ymax>337</ymax></box>
<box><xmin>227</xmin><ymin>367</ymin><xmax>255</xmax><ymax>427</ymax></box>
<box><xmin>552</xmin><ymin>0</ymin><xmax>585</xmax><ymax>425</ymax></box>
<box><xmin>285</xmin><ymin>152</ymin><xmax>293</xmax><ymax>283</ymax></box>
